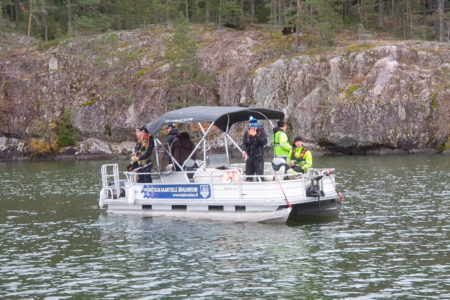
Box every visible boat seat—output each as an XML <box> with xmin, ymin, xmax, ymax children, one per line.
<box><xmin>162</xmin><ymin>171</ymin><xmax>190</xmax><ymax>183</ymax></box>
<box><xmin>206</xmin><ymin>154</ymin><xmax>230</xmax><ymax>169</ymax></box>
<box><xmin>263</xmin><ymin>162</ymin><xmax>275</xmax><ymax>181</ymax></box>
<box><xmin>230</xmin><ymin>161</ymin><xmax>281</xmax><ymax>182</ymax></box>
<box><xmin>193</xmin><ymin>168</ymin><xmax>226</xmax><ymax>183</ymax></box>
<box><xmin>193</xmin><ymin>168</ymin><xmax>244</xmax><ymax>183</ymax></box>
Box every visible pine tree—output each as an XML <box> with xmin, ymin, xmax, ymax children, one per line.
<box><xmin>56</xmin><ymin>108</ymin><xmax>78</xmax><ymax>148</ymax></box>
<box><xmin>165</xmin><ymin>12</ymin><xmax>215</xmax><ymax>108</ymax></box>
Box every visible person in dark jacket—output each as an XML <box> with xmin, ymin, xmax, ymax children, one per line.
<box><xmin>170</xmin><ymin>131</ymin><xmax>196</xmax><ymax>171</ymax></box>
<box><xmin>242</xmin><ymin>116</ymin><xmax>267</xmax><ymax>182</ymax></box>
<box><xmin>164</xmin><ymin>123</ymin><xmax>179</xmax><ymax>161</ymax></box>
<box><xmin>165</xmin><ymin>124</ymin><xmax>179</xmax><ymax>147</ymax></box>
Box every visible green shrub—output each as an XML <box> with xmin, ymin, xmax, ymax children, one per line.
<box><xmin>56</xmin><ymin>108</ymin><xmax>78</xmax><ymax>148</ymax></box>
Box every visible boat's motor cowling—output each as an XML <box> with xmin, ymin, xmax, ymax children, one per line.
<box><xmin>272</xmin><ymin>157</ymin><xmax>286</xmax><ymax>175</ymax></box>
<box><xmin>185</xmin><ymin>159</ymin><xmax>198</xmax><ymax>179</ymax></box>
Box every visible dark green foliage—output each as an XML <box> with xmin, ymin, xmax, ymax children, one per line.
<box><xmin>288</xmin><ymin>0</ymin><xmax>342</xmax><ymax>46</ymax></box>
<box><xmin>0</xmin><ymin>0</ymin><xmax>448</xmax><ymax>45</ymax></box>
<box><xmin>220</xmin><ymin>1</ymin><xmax>243</xmax><ymax>29</ymax></box>
<box><xmin>56</xmin><ymin>108</ymin><xmax>78</xmax><ymax>148</ymax></box>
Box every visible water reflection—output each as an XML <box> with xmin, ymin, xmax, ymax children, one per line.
<box><xmin>0</xmin><ymin>155</ymin><xmax>449</xmax><ymax>298</ymax></box>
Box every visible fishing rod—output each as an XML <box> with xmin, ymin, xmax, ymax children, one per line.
<box><xmin>326</xmin><ymin>168</ymin><xmax>343</xmax><ymax>203</ymax></box>
<box><xmin>273</xmin><ymin>172</ymin><xmax>293</xmax><ymax>209</ymax></box>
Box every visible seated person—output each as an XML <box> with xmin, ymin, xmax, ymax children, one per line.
<box><xmin>170</xmin><ymin>131</ymin><xmax>196</xmax><ymax>171</ymax></box>
<box><xmin>286</xmin><ymin>136</ymin><xmax>312</xmax><ymax>175</ymax></box>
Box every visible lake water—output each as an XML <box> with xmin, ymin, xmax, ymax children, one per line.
<box><xmin>0</xmin><ymin>155</ymin><xmax>449</xmax><ymax>299</ymax></box>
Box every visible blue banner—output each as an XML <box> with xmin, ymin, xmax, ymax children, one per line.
<box><xmin>140</xmin><ymin>184</ymin><xmax>211</xmax><ymax>199</ymax></box>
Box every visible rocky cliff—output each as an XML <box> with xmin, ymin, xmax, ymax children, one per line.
<box><xmin>0</xmin><ymin>27</ymin><xmax>449</xmax><ymax>160</ymax></box>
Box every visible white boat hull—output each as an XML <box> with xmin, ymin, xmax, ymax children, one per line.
<box><xmin>99</xmin><ymin>164</ymin><xmax>342</xmax><ymax>224</ymax></box>
<box><xmin>106</xmin><ymin>204</ymin><xmax>291</xmax><ymax>223</ymax></box>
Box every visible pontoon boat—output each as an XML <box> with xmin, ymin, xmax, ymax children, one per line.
<box><xmin>99</xmin><ymin>106</ymin><xmax>342</xmax><ymax>223</ymax></box>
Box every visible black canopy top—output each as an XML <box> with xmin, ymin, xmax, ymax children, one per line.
<box><xmin>146</xmin><ymin>106</ymin><xmax>284</xmax><ymax>135</ymax></box>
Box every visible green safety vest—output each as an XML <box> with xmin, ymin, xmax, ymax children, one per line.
<box><xmin>286</xmin><ymin>146</ymin><xmax>313</xmax><ymax>172</ymax></box>
<box><xmin>272</xmin><ymin>130</ymin><xmax>291</xmax><ymax>157</ymax></box>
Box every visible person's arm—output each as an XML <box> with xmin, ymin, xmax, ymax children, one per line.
<box><xmin>255</xmin><ymin>128</ymin><xmax>267</xmax><ymax>146</ymax></box>
<box><xmin>286</xmin><ymin>149</ymin><xmax>293</xmax><ymax>166</ymax></box>
<box><xmin>279</xmin><ymin>132</ymin><xmax>291</xmax><ymax>152</ymax></box>
<box><xmin>242</xmin><ymin>130</ymin><xmax>252</xmax><ymax>158</ymax></box>
<box><xmin>302</xmin><ymin>150</ymin><xmax>313</xmax><ymax>171</ymax></box>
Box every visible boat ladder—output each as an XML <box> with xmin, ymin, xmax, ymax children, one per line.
<box><xmin>100</xmin><ymin>164</ymin><xmax>122</xmax><ymax>205</ymax></box>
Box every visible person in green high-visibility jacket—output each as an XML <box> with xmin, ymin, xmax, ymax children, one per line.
<box><xmin>272</xmin><ymin>120</ymin><xmax>292</xmax><ymax>160</ymax></box>
<box><xmin>286</xmin><ymin>136</ymin><xmax>312</xmax><ymax>174</ymax></box>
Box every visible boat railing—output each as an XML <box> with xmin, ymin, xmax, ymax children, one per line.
<box><xmin>120</xmin><ymin>167</ymin><xmax>332</xmax><ymax>185</ymax></box>
<box><xmin>107</xmin><ymin>164</ymin><xmax>334</xmax><ymax>186</ymax></box>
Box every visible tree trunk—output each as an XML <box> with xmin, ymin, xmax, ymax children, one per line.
<box><xmin>240</xmin><ymin>0</ymin><xmax>244</xmax><ymax>19</ymax></box>
<box><xmin>378</xmin><ymin>0</ymin><xmax>384</xmax><ymax>28</ymax></box>
<box><xmin>193</xmin><ymin>0</ymin><xmax>199</xmax><ymax>22</ymax></box>
<box><xmin>359</xmin><ymin>0</ymin><xmax>363</xmax><ymax>25</ymax></box>
<box><xmin>43</xmin><ymin>9</ymin><xmax>48</xmax><ymax>42</ymax></box>
<box><xmin>438</xmin><ymin>0</ymin><xmax>444</xmax><ymax>41</ymax></box>
<box><xmin>26</xmin><ymin>0</ymin><xmax>32</xmax><ymax>55</ymax></box>
<box><xmin>218</xmin><ymin>0</ymin><xmax>222</xmax><ymax>28</ymax></box>
<box><xmin>293</xmin><ymin>0</ymin><xmax>301</xmax><ymax>52</ymax></box>
<box><xmin>67</xmin><ymin>0</ymin><xmax>73</xmax><ymax>35</ymax></box>
<box><xmin>342</xmin><ymin>0</ymin><xmax>347</xmax><ymax>23</ymax></box>
<box><xmin>185</xmin><ymin>0</ymin><xmax>189</xmax><ymax>20</ymax></box>
<box><xmin>166</xmin><ymin>0</ymin><xmax>170</xmax><ymax>28</ymax></box>
<box><xmin>14</xmin><ymin>0</ymin><xmax>19</xmax><ymax>30</ymax></box>
<box><xmin>250</xmin><ymin>0</ymin><xmax>254</xmax><ymax>21</ymax></box>
<box><xmin>270</xmin><ymin>0</ymin><xmax>274</xmax><ymax>24</ymax></box>
<box><xmin>205</xmin><ymin>1</ymin><xmax>210</xmax><ymax>23</ymax></box>
<box><xmin>422</xmin><ymin>0</ymin><xmax>425</xmax><ymax>25</ymax></box>
<box><xmin>279</xmin><ymin>0</ymin><xmax>282</xmax><ymax>25</ymax></box>
<box><xmin>406</xmin><ymin>0</ymin><xmax>410</xmax><ymax>38</ymax></box>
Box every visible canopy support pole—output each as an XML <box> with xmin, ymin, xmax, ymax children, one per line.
<box><xmin>155</xmin><ymin>138</ymin><xmax>183</xmax><ymax>174</ymax></box>
<box><xmin>224</xmin><ymin>114</ymin><xmax>230</xmax><ymax>163</ymax></box>
<box><xmin>225</xmin><ymin>133</ymin><xmax>244</xmax><ymax>155</ymax></box>
<box><xmin>181</xmin><ymin>122</ymin><xmax>215</xmax><ymax>169</ymax></box>
<box><xmin>153</xmin><ymin>138</ymin><xmax>160</xmax><ymax>168</ymax></box>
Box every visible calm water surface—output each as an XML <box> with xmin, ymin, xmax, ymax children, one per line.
<box><xmin>0</xmin><ymin>155</ymin><xmax>449</xmax><ymax>299</ymax></box>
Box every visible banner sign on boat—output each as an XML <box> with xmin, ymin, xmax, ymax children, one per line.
<box><xmin>141</xmin><ymin>184</ymin><xmax>211</xmax><ymax>199</ymax></box>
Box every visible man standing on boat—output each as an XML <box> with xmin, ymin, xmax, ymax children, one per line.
<box><xmin>272</xmin><ymin>120</ymin><xmax>292</xmax><ymax>161</ymax></box>
<box><xmin>286</xmin><ymin>136</ymin><xmax>312</xmax><ymax>174</ymax></box>
<box><xmin>242</xmin><ymin>116</ymin><xmax>267</xmax><ymax>182</ymax></box>
<box><xmin>132</xmin><ymin>126</ymin><xmax>154</xmax><ymax>183</ymax></box>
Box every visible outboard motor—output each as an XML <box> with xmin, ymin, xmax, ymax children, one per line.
<box><xmin>306</xmin><ymin>175</ymin><xmax>325</xmax><ymax>197</ymax></box>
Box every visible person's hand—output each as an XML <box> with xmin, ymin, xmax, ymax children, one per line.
<box><xmin>132</xmin><ymin>156</ymin><xmax>139</xmax><ymax>162</ymax></box>
<box><xmin>242</xmin><ymin>151</ymin><xmax>247</xmax><ymax>159</ymax></box>
<box><xmin>248</xmin><ymin>128</ymin><xmax>256</xmax><ymax>136</ymax></box>
<box><xmin>289</xmin><ymin>161</ymin><xmax>294</xmax><ymax>167</ymax></box>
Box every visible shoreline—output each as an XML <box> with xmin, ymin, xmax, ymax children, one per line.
<box><xmin>0</xmin><ymin>147</ymin><xmax>447</xmax><ymax>163</ymax></box>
